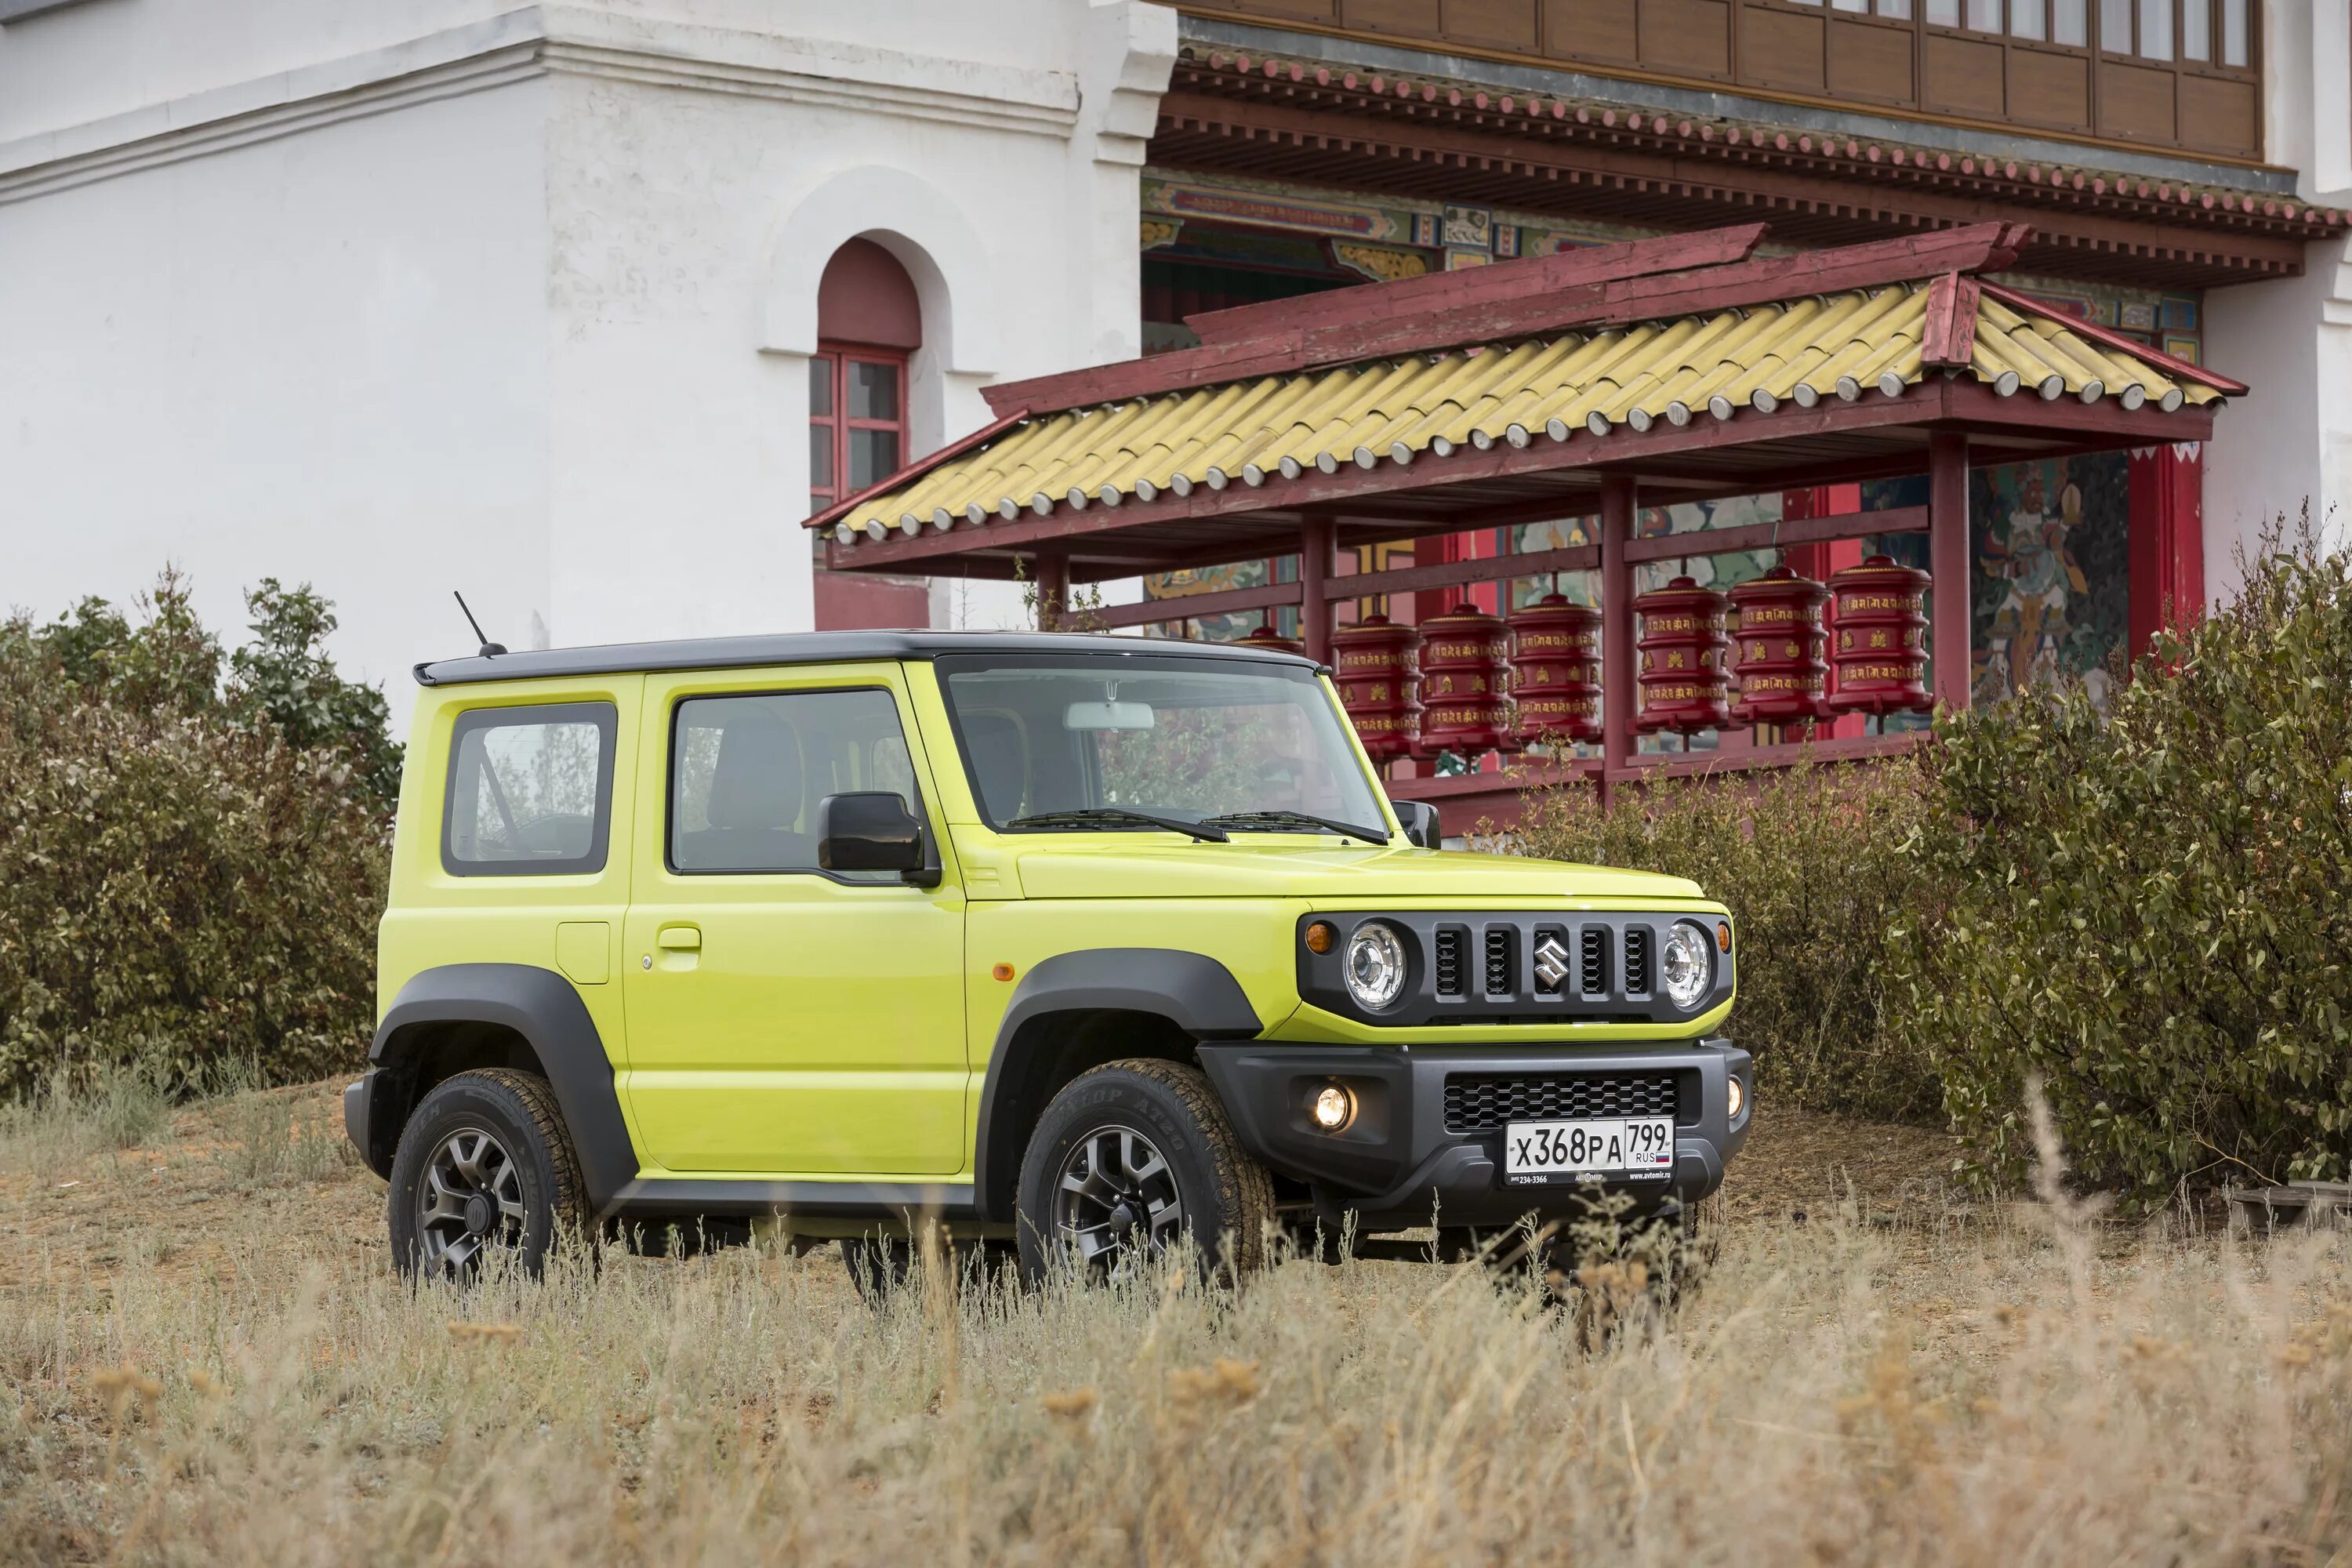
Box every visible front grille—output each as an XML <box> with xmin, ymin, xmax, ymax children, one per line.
<box><xmin>1623</xmin><ymin>926</ymin><xmax>1652</xmax><ymax>995</ymax></box>
<box><xmin>1434</xmin><ymin>929</ymin><xmax>1465</xmax><ymax>996</ymax></box>
<box><xmin>1444</xmin><ymin>1073</ymin><xmax>1682</xmax><ymax>1134</ymax></box>
<box><xmin>1580</xmin><ymin>927</ymin><xmax>1608</xmax><ymax>995</ymax></box>
<box><xmin>1483</xmin><ymin>927</ymin><xmax>1514</xmax><ymax>995</ymax></box>
<box><xmin>1295</xmin><ymin>911</ymin><xmax>1715</xmax><ymax>1025</ymax></box>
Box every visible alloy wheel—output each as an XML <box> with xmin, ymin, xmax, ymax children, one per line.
<box><xmin>1051</xmin><ymin>1123</ymin><xmax>1185</xmax><ymax>1279</ymax></box>
<box><xmin>413</xmin><ymin>1125</ymin><xmax>526</xmax><ymax>1276</ymax></box>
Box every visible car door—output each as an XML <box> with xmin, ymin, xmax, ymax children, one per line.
<box><xmin>619</xmin><ymin>663</ymin><xmax>967</xmax><ymax>1176</ymax></box>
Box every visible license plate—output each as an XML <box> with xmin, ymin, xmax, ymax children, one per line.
<box><xmin>1502</xmin><ymin>1116</ymin><xmax>1675</xmax><ymax>1185</ymax></box>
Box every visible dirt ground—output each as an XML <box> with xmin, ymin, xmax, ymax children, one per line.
<box><xmin>0</xmin><ymin>1078</ymin><xmax>1962</xmax><ymax>1305</ymax></box>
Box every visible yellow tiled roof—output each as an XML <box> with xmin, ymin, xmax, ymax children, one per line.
<box><xmin>822</xmin><ymin>281</ymin><xmax>2220</xmax><ymax>542</ymax></box>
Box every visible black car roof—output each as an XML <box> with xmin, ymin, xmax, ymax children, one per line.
<box><xmin>413</xmin><ymin>630</ymin><xmax>1321</xmax><ymax>686</ymax></box>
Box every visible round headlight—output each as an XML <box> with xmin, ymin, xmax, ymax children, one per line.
<box><xmin>1661</xmin><ymin>920</ymin><xmax>1714</xmax><ymax>1011</ymax></box>
<box><xmin>1344</xmin><ymin>922</ymin><xmax>1407</xmax><ymax>1012</ymax></box>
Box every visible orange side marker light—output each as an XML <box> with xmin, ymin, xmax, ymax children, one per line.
<box><xmin>992</xmin><ymin>962</ymin><xmax>1016</xmax><ymax>982</ymax></box>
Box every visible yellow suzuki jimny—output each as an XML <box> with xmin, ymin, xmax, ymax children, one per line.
<box><xmin>347</xmin><ymin>631</ymin><xmax>1748</xmax><ymax>1282</ymax></box>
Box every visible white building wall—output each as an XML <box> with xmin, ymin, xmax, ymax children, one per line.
<box><xmin>1</xmin><ymin>73</ymin><xmax>553</xmax><ymax>699</ymax></box>
<box><xmin>4</xmin><ymin>0</ymin><xmax>1175</xmax><ymax>712</ymax></box>
<box><xmin>2201</xmin><ymin>0</ymin><xmax>2352</xmax><ymax>602</ymax></box>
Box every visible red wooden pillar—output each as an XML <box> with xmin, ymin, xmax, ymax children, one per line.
<box><xmin>1300</xmin><ymin>514</ymin><xmax>1337</xmax><ymax>666</ymax></box>
<box><xmin>1927</xmin><ymin>431</ymin><xmax>1972</xmax><ymax>711</ymax></box>
<box><xmin>1410</xmin><ymin>532</ymin><xmax>1461</xmax><ymax>627</ymax></box>
<box><xmin>2126</xmin><ymin>442</ymin><xmax>2206</xmax><ymax>661</ymax></box>
<box><xmin>1599</xmin><ymin>474</ymin><xmax>1638</xmax><ymax>808</ymax></box>
<box><xmin>1035</xmin><ymin>550</ymin><xmax>1069</xmax><ymax>633</ymax></box>
<box><xmin>1783</xmin><ymin>483</ymin><xmax>1866</xmax><ymax>738</ymax></box>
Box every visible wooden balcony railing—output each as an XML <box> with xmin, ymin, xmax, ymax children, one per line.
<box><xmin>1185</xmin><ymin>0</ymin><xmax>2262</xmax><ymax>162</ymax></box>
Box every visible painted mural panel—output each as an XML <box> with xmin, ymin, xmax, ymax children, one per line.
<box><xmin>1969</xmin><ymin>453</ymin><xmax>2130</xmax><ymax>707</ymax></box>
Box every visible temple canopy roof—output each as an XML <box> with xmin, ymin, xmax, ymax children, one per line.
<box><xmin>809</xmin><ymin>221</ymin><xmax>2240</xmax><ymax>584</ymax></box>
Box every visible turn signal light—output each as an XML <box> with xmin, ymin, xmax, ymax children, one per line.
<box><xmin>1304</xmin><ymin>920</ymin><xmax>1337</xmax><ymax>955</ymax></box>
<box><xmin>1310</xmin><ymin>1083</ymin><xmax>1354</xmax><ymax>1131</ymax></box>
<box><xmin>1717</xmin><ymin>921</ymin><xmax>1733</xmax><ymax>953</ymax></box>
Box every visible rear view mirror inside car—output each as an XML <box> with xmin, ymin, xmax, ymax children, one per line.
<box><xmin>1063</xmin><ymin>700</ymin><xmax>1156</xmax><ymax>731</ymax></box>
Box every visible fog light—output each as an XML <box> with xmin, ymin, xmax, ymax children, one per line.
<box><xmin>1305</xmin><ymin>920</ymin><xmax>1336</xmax><ymax>955</ymax></box>
<box><xmin>1311</xmin><ymin>1083</ymin><xmax>1354</xmax><ymax>1132</ymax></box>
<box><xmin>1727</xmin><ymin>1076</ymin><xmax>1746</xmax><ymax>1120</ymax></box>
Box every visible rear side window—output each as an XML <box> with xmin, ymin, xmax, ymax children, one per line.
<box><xmin>669</xmin><ymin>688</ymin><xmax>915</xmax><ymax>879</ymax></box>
<box><xmin>442</xmin><ymin>702</ymin><xmax>617</xmax><ymax>876</ymax></box>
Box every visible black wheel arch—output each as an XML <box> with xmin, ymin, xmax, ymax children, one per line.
<box><xmin>971</xmin><ymin>949</ymin><xmax>1261</xmax><ymax>1222</ymax></box>
<box><xmin>361</xmin><ymin>964</ymin><xmax>639</xmax><ymax>1215</ymax></box>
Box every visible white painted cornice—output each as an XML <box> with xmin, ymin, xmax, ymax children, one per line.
<box><xmin>1080</xmin><ymin>0</ymin><xmax>1178</xmax><ymax>169</ymax></box>
<box><xmin>0</xmin><ymin>3</ymin><xmax>1083</xmax><ymax>205</ymax></box>
<box><xmin>0</xmin><ymin>9</ymin><xmax>545</xmax><ymax>203</ymax></box>
<box><xmin>535</xmin><ymin>3</ymin><xmax>1078</xmax><ymax>136</ymax></box>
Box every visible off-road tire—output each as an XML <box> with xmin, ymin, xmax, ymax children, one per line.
<box><xmin>387</xmin><ymin>1068</ymin><xmax>590</xmax><ymax>1280</ymax></box>
<box><xmin>1014</xmin><ymin>1058</ymin><xmax>1276</xmax><ymax>1287</ymax></box>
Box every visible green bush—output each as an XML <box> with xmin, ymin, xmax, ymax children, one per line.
<box><xmin>1515</xmin><ymin>759</ymin><xmax>1937</xmax><ymax>1122</ymax></box>
<box><xmin>0</xmin><ymin>572</ymin><xmax>394</xmax><ymax>1098</ymax></box>
<box><xmin>1892</xmin><ymin>526</ymin><xmax>2352</xmax><ymax>1206</ymax></box>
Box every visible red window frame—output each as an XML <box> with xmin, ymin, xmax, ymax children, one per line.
<box><xmin>808</xmin><ymin>342</ymin><xmax>909</xmax><ymax>524</ymax></box>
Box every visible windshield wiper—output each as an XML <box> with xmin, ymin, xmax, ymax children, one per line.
<box><xmin>1006</xmin><ymin>808</ymin><xmax>1229</xmax><ymax>843</ymax></box>
<box><xmin>1201</xmin><ymin>809</ymin><xmax>1391</xmax><ymax>847</ymax></box>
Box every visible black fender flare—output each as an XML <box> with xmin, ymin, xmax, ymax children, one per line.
<box><xmin>365</xmin><ymin>963</ymin><xmax>640</xmax><ymax>1216</ymax></box>
<box><xmin>971</xmin><ymin>949</ymin><xmax>1262</xmax><ymax>1221</ymax></box>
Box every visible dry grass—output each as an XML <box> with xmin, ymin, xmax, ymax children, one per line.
<box><xmin>3</xmin><ymin>1083</ymin><xmax>2348</xmax><ymax>1566</ymax></box>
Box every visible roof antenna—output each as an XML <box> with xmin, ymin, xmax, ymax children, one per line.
<box><xmin>453</xmin><ymin>592</ymin><xmax>506</xmax><ymax>658</ymax></box>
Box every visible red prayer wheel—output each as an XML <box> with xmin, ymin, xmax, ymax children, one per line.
<box><xmin>1236</xmin><ymin>622</ymin><xmax>1306</xmax><ymax>659</ymax></box>
<box><xmin>1508</xmin><ymin>592</ymin><xmax>1602</xmax><ymax>746</ymax></box>
<box><xmin>1330</xmin><ymin>613</ymin><xmax>1423</xmax><ymax>762</ymax></box>
<box><xmin>1634</xmin><ymin>575</ymin><xmax>1731</xmax><ymax>735</ymax></box>
<box><xmin>1417</xmin><ymin>603</ymin><xmax>1519</xmax><ymax>757</ymax></box>
<box><xmin>1728</xmin><ymin>566</ymin><xmax>1833</xmax><ymax>727</ymax></box>
<box><xmin>1825</xmin><ymin>554</ymin><xmax>1933</xmax><ymax>717</ymax></box>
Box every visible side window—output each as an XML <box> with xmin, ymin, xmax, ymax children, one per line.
<box><xmin>669</xmin><ymin>688</ymin><xmax>917</xmax><ymax>879</ymax></box>
<box><xmin>442</xmin><ymin>702</ymin><xmax>617</xmax><ymax>876</ymax></box>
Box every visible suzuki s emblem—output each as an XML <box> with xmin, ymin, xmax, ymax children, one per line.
<box><xmin>1532</xmin><ymin>933</ymin><xmax>1571</xmax><ymax>989</ymax></box>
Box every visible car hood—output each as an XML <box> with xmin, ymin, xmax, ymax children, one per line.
<box><xmin>1004</xmin><ymin>837</ymin><xmax>1708</xmax><ymax>904</ymax></box>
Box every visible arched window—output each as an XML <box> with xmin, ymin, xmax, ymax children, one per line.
<box><xmin>808</xmin><ymin>238</ymin><xmax>920</xmax><ymax>518</ymax></box>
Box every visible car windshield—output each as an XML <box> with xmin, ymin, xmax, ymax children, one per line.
<box><xmin>935</xmin><ymin>653</ymin><xmax>1388</xmax><ymax>838</ymax></box>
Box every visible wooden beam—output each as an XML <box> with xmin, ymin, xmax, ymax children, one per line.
<box><xmin>1300</xmin><ymin>514</ymin><xmax>1337</xmax><ymax>663</ymax></box>
<box><xmin>1607</xmin><ymin>730</ymin><xmax>1926</xmax><ymax>782</ymax></box>
<box><xmin>1317</xmin><ymin>540</ymin><xmax>1601</xmax><ymax>601</ymax></box>
<box><xmin>1599</xmin><ymin>474</ymin><xmax>1638</xmax><ymax>808</ymax></box>
<box><xmin>1928</xmin><ymin>430</ymin><xmax>1971</xmax><ymax>711</ymax></box>
<box><xmin>1623</xmin><ymin>505</ymin><xmax>1926</xmax><ymax>566</ymax></box>
<box><xmin>1182</xmin><ymin>223</ymin><xmax>1768</xmax><ymax>343</ymax></box>
<box><xmin>1033</xmin><ymin>550</ymin><xmax>1069</xmax><ymax>633</ymax></box>
<box><xmin>1090</xmin><ymin>579</ymin><xmax>1305</xmax><ymax>630</ymax></box>
<box><xmin>1919</xmin><ymin>274</ymin><xmax>1980</xmax><ymax>368</ymax></box>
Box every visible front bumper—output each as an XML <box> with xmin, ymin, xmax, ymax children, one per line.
<box><xmin>1197</xmin><ymin>1038</ymin><xmax>1751</xmax><ymax>1231</ymax></box>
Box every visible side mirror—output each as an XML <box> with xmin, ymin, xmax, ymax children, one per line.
<box><xmin>1393</xmin><ymin>799</ymin><xmax>1442</xmax><ymax>849</ymax></box>
<box><xmin>818</xmin><ymin>792</ymin><xmax>937</xmax><ymax>884</ymax></box>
